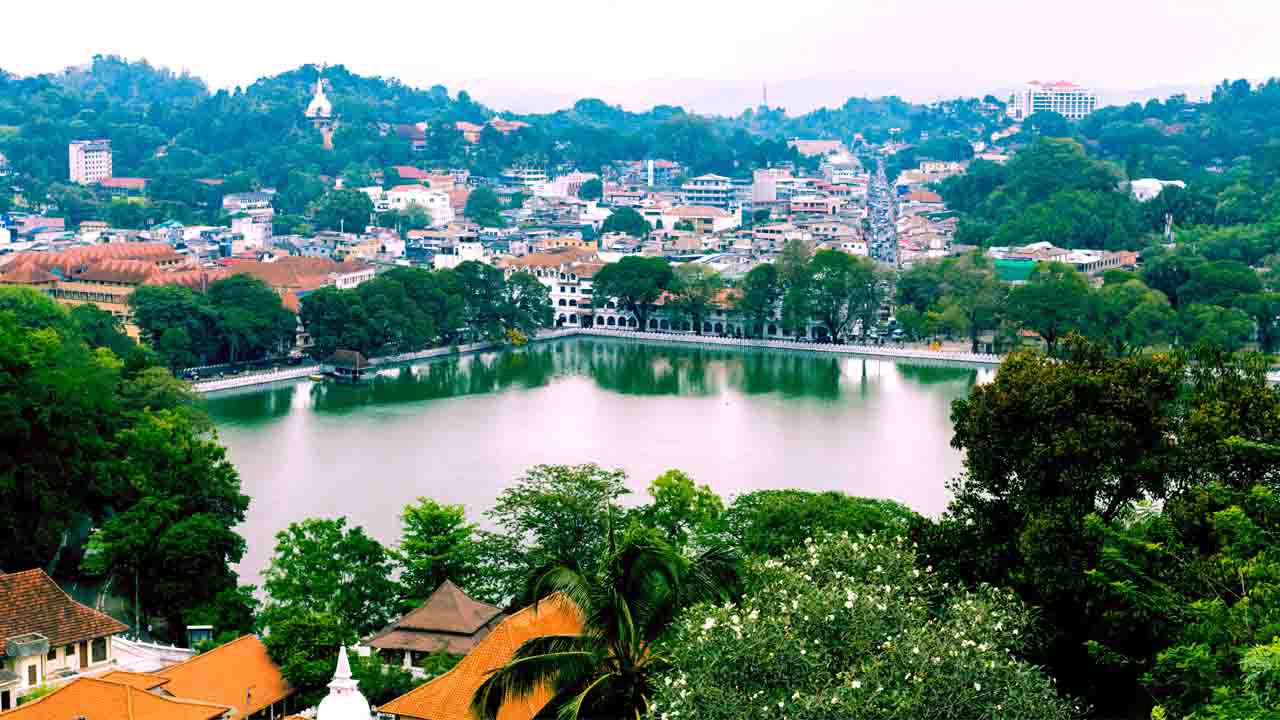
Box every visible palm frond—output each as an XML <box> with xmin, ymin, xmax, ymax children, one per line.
<box><xmin>555</xmin><ymin>672</ymin><xmax>616</xmax><ymax>720</ymax></box>
<box><xmin>471</xmin><ymin>650</ymin><xmax>599</xmax><ymax>720</ymax></box>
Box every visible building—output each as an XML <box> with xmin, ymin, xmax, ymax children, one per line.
<box><xmin>0</xmin><ymin>569</ymin><xmax>129</xmax><ymax>709</ymax></box>
<box><xmin>790</xmin><ymin>195</ymin><xmax>843</xmax><ymax>216</ymax></box>
<box><xmin>1006</xmin><ymin>81</ymin><xmax>1097</xmax><ymax>121</ymax></box>
<box><xmin>316</xmin><ymin>647</ymin><xmax>370</xmax><ymax>720</ymax></box>
<box><xmin>499</xmin><ymin>168</ymin><xmax>548</xmax><ymax>188</ymax></box>
<box><xmin>1130</xmin><ymin>178</ymin><xmax>1187</xmax><ymax>202</ymax></box>
<box><xmin>364</xmin><ymin>580</ymin><xmax>505</xmax><ymax>669</ymax></box>
<box><xmin>662</xmin><ymin>205</ymin><xmax>740</xmax><ymax>234</ymax></box>
<box><xmin>432</xmin><ymin>240</ymin><xmax>486</xmax><ymax>270</ymax></box>
<box><xmin>69</xmin><ymin>140</ymin><xmax>113</xmax><ymax>185</ymax></box>
<box><xmin>679</xmin><ymin>174</ymin><xmax>735</xmax><ymax>211</ymax></box>
<box><xmin>222</xmin><ymin>192</ymin><xmax>275</xmax><ymax>216</ymax></box>
<box><xmin>788</xmin><ymin>139</ymin><xmax>846</xmax><ymax>157</ymax></box>
<box><xmin>379</xmin><ymin>595</ymin><xmax>583</xmax><ymax>720</ymax></box>
<box><xmin>305</xmin><ymin>66</ymin><xmax>337</xmax><ymax>149</ymax></box>
<box><xmin>0</xmin><ymin>677</ymin><xmax>231</xmax><ymax>719</ymax></box>
<box><xmin>383</xmin><ymin>185</ymin><xmax>456</xmax><ymax>225</ymax></box>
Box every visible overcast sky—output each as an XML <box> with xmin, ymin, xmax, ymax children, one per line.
<box><xmin>4</xmin><ymin>0</ymin><xmax>1278</xmax><ymax>115</ymax></box>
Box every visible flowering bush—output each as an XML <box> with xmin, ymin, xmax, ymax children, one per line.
<box><xmin>649</xmin><ymin>533</ymin><xmax>1079</xmax><ymax>720</ymax></box>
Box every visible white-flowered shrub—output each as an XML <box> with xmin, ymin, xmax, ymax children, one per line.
<box><xmin>649</xmin><ymin>533</ymin><xmax>1080</xmax><ymax>720</ymax></box>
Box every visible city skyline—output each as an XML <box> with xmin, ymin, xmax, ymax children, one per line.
<box><xmin>4</xmin><ymin>0</ymin><xmax>1279</xmax><ymax>114</ymax></box>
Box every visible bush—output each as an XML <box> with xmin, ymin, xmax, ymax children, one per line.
<box><xmin>650</xmin><ymin>532</ymin><xmax>1079</xmax><ymax>720</ymax></box>
<box><xmin>720</xmin><ymin>490</ymin><xmax>921</xmax><ymax>556</ymax></box>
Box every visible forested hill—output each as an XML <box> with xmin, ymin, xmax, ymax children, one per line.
<box><xmin>0</xmin><ymin>54</ymin><xmax>989</xmax><ymax>199</ymax></box>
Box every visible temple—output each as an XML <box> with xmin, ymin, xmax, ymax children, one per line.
<box><xmin>306</xmin><ymin>65</ymin><xmax>336</xmax><ymax>149</ymax></box>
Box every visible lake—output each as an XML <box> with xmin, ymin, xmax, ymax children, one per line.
<box><xmin>205</xmin><ymin>337</ymin><xmax>993</xmax><ymax>586</ymax></box>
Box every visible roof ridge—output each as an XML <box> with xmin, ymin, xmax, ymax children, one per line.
<box><xmin>157</xmin><ymin>633</ymin><xmax>257</xmax><ymax>673</ymax></box>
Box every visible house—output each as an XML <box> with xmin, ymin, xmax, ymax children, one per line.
<box><xmin>0</xmin><ymin>676</ymin><xmax>231</xmax><ymax>719</ymax></box>
<box><xmin>379</xmin><ymin>595</ymin><xmax>582</xmax><ymax>720</ymax></box>
<box><xmin>145</xmin><ymin>635</ymin><xmax>293</xmax><ymax>719</ymax></box>
<box><xmin>662</xmin><ymin>205</ymin><xmax>739</xmax><ymax>234</ymax></box>
<box><xmin>0</xmin><ymin>569</ymin><xmax>129</xmax><ymax>710</ymax></box>
<box><xmin>364</xmin><ymin>580</ymin><xmax>506</xmax><ymax>669</ymax></box>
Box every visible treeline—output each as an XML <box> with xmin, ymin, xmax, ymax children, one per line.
<box><xmin>0</xmin><ymin>287</ymin><xmax>255</xmax><ymax>646</ymax></box>
<box><xmin>299</xmin><ymin>262</ymin><xmax>551</xmax><ymax>359</ymax></box>
<box><xmin>129</xmin><ymin>274</ymin><xmax>296</xmax><ymax>369</ymax></box>
<box><xmin>895</xmin><ymin>250</ymin><xmax>1279</xmax><ymax>354</ymax></box>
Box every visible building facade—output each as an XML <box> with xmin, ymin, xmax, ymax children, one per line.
<box><xmin>679</xmin><ymin>174</ymin><xmax>735</xmax><ymax>210</ymax></box>
<box><xmin>68</xmin><ymin>140</ymin><xmax>113</xmax><ymax>185</ymax></box>
<box><xmin>1006</xmin><ymin>81</ymin><xmax>1097</xmax><ymax>121</ymax></box>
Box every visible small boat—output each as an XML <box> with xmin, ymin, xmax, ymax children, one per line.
<box><xmin>308</xmin><ymin>373</ymin><xmax>327</xmax><ymax>382</ymax></box>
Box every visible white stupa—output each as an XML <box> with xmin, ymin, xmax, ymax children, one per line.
<box><xmin>305</xmin><ymin>69</ymin><xmax>333</xmax><ymax>119</ymax></box>
<box><xmin>316</xmin><ymin>646</ymin><xmax>371</xmax><ymax>720</ymax></box>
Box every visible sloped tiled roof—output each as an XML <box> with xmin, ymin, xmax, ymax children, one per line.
<box><xmin>0</xmin><ymin>569</ymin><xmax>128</xmax><ymax>656</ymax></box>
<box><xmin>0</xmin><ymin>677</ymin><xmax>229</xmax><ymax>720</ymax></box>
<box><xmin>379</xmin><ymin>594</ymin><xmax>582</xmax><ymax>720</ymax></box>
<box><xmin>154</xmin><ymin>635</ymin><xmax>292</xmax><ymax>719</ymax></box>
<box><xmin>368</xmin><ymin>580</ymin><xmax>504</xmax><ymax>655</ymax></box>
<box><xmin>0</xmin><ymin>263</ymin><xmax>58</xmax><ymax>284</ymax></box>
<box><xmin>97</xmin><ymin>670</ymin><xmax>172</xmax><ymax>691</ymax></box>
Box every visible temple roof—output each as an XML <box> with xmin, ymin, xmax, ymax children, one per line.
<box><xmin>366</xmin><ymin>580</ymin><xmax>504</xmax><ymax>655</ymax></box>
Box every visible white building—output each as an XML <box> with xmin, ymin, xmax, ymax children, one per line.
<box><xmin>384</xmin><ymin>185</ymin><xmax>456</xmax><ymax>225</ymax></box>
<box><xmin>433</xmin><ymin>240</ymin><xmax>486</xmax><ymax>270</ymax></box>
<box><xmin>500</xmin><ymin>167</ymin><xmax>549</xmax><ymax>188</ymax></box>
<box><xmin>68</xmin><ymin>140</ymin><xmax>112</xmax><ymax>185</ymax></box>
<box><xmin>1006</xmin><ymin>81</ymin><xmax>1097</xmax><ymax>121</ymax></box>
<box><xmin>1130</xmin><ymin>178</ymin><xmax>1187</xmax><ymax>202</ymax></box>
<box><xmin>316</xmin><ymin>647</ymin><xmax>371</xmax><ymax>720</ymax></box>
<box><xmin>0</xmin><ymin>569</ymin><xmax>127</xmax><ymax>709</ymax></box>
<box><xmin>230</xmin><ymin>213</ymin><xmax>273</xmax><ymax>249</ymax></box>
<box><xmin>679</xmin><ymin>174</ymin><xmax>735</xmax><ymax>210</ymax></box>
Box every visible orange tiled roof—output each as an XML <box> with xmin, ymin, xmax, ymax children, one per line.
<box><xmin>0</xmin><ymin>263</ymin><xmax>59</xmax><ymax>284</ymax></box>
<box><xmin>226</xmin><ymin>256</ymin><xmax>351</xmax><ymax>292</ymax></box>
<box><xmin>98</xmin><ymin>670</ymin><xmax>171</xmax><ymax>691</ymax></box>
<box><xmin>0</xmin><ymin>677</ymin><xmax>229</xmax><ymax>720</ymax></box>
<box><xmin>668</xmin><ymin>205</ymin><xmax>729</xmax><ymax>218</ymax></box>
<box><xmin>154</xmin><ymin>635</ymin><xmax>292</xmax><ymax>719</ymax></box>
<box><xmin>379</xmin><ymin>594</ymin><xmax>582</xmax><ymax>720</ymax></box>
<box><xmin>904</xmin><ymin>190</ymin><xmax>943</xmax><ymax>203</ymax></box>
<box><xmin>0</xmin><ymin>569</ymin><xmax>128</xmax><ymax>656</ymax></box>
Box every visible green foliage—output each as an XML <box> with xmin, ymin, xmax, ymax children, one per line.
<box><xmin>1007</xmin><ymin>262</ymin><xmax>1091</xmax><ymax>355</ymax></box>
<box><xmin>263</xmin><ymin>610</ymin><xmax>354</xmax><ymax>709</ymax></box>
<box><xmin>735</xmin><ymin>263</ymin><xmax>782</xmax><ymax>337</ymax></box>
<box><xmin>577</xmin><ymin>177</ymin><xmax>602</xmax><ymax>200</ymax></box>
<box><xmin>315</xmin><ymin>189</ymin><xmax>375</xmax><ymax>233</ymax></box>
<box><xmin>464</xmin><ymin>186</ymin><xmax>505</xmax><ymax>227</ymax></box>
<box><xmin>479</xmin><ymin>464</ymin><xmax>631</xmax><ymax>604</ymax></box>
<box><xmin>82</xmin><ymin>410</ymin><xmax>249</xmax><ymax>639</ymax></box>
<box><xmin>894</xmin><ymin>252</ymin><xmax>1005</xmax><ymax>351</ymax></box>
<box><xmin>667</xmin><ymin>264</ymin><xmax>723</xmax><ymax>335</ymax></box>
<box><xmin>397</xmin><ymin>498</ymin><xmax>483</xmax><ymax>603</ymax></box>
<box><xmin>352</xmin><ymin>652</ymin><xmax>425</xmax><ymax>706</ymax></box>
<box><xmin>592</xmin><ymin>256</ymin><xmax>674</xmax><ymax>330</ymax></box>
<box><xmin>652</xmin><ymin>533</ymin><xmax>1079</xmax><ymax>720</ymax></box>
<box><xmin>721</xmin><ymin>490</ymin><xmax>920</xmax><ymax>557</ymax></box>
<box><xmin>472</xmin><ymin>526</ymin><xmax>742</xmax><ymax>720</ymax></box>
<box><xmin>261</xmin><ymin>517</ymin><xmax>404</xmax><ymax>637</ymax></box>
<box><xmin>599</xmin><ymin>207</ymin><xmax>651</xmax><ymax>238</ymax></box>
<box><xmin>635</xmin><ymin>470</ymin><xmax>724</xmax><ymax>548</ymax></box>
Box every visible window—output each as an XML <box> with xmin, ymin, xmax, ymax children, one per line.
<box><xmin>91</xmin><ymin>638</ymin><xmax>107</xmax><ymax>663</ymax></box>
<box><xmin>47</xmin><ymin>647</ymin><xmax>56</xmax><ymax>661</ymax></box>
<box><xmin>27</xmin><ymin>665</ymin><xmax>36</xmax><ymax>685</ymax></box>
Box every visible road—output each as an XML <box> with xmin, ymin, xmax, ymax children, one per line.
<box><xmin>867</xmin><ymin>160</ymin><xmax>899</xmax><ymax>267</ymax></box>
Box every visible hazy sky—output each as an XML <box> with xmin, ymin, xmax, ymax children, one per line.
<box><xmin>5</xmin><ymin>0</ymin><xmax>1278</xmax><ymax>114</ymax></box>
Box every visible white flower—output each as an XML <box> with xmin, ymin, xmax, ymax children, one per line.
<box><xmin>974</xmin><ymin>682</ymin><xmax>982</xmax><ymax>692</ymax></box>
<box><xmin>851</xmin><ymin>679</ymin><xmax>862</xmax><ymax>689</ymax></box>
<box><xmin>701</xmin><ymin>617</ymin><xmax>717</xmax><ymax>631</ymax></box>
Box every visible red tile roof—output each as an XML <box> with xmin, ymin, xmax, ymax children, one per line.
<box><xmin>903</xmin><ymin>190</ymin><xmax>944</xmax><ymax>203</ymax></box>
<box><xmin>393</xmin><ymin>165</ymin><xmax>431</xmax><ymax>181</ymax></box>
<box><xmin>0</xmin><ymin>677</ymin><xmax>230</xmax><ymax>720</ymax></box>
<box><xmin>368</xmin><ymin>580</ymin><xmax>504</xmax><ymax>656</ymax></box>
<box><xmin>0</xmin><ymin>569</ymin><xmax>128</xmax><ymax>656</ymax></box>
<box><xmin>379</xmin><ymin>594</ymin><xmax>582</xmax><ymax>720</ymax></box>
<box><xmin>97</xmin><ymin>177</ymin><xmax>149</xmax><ymax>191</ymax></box>
<box><xmin>154</xmin><ymin>635</ymin><xmax>292</xmax><ymax>719</ymax></box>
<box><xmin>0</xmin><ymin>263</ymin><xmax>59</xmax><ymax>284</ymax></box>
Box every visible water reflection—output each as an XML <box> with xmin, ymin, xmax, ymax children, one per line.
<box><xmin>206</xmin><ymin>339</ymin><xmax>987</xmax><ymax>417</ymax></box>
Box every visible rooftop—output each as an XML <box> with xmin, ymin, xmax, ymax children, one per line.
<box><xmin>0</xmin><ymin>677</ymin><xmax>230</xmax><ymax>720</ymax></box>
<box><xmin>367</xmin><ymin>580</ymin><xmax>505</xmax><ymax>656</ymax></box>
<box><xmin>153</xmin><ymin>635</ymin><xmax>292</xmax><ymax>719</ymax></box>
<box><xmin>0</xmin><ymin>569</ymin><xmax>128</xmax><ymax>657</ymax></box>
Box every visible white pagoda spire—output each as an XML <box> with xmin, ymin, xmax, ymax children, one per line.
<box><xmin>316</xmin><ymin>646</ymin><xmax>371</xmax><ymax>719</ymax></box>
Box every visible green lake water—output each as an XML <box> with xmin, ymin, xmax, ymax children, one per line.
<box><xmin>205</xmin><ymin>338</ymin><xmax>992</xmax><ymax>584</ymax></box>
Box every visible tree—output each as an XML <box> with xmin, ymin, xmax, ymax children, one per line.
<box><xmin>82</xmin><ymin>410</ymin><xmax>249</xmax><ymax>640</ymax></box>
<box><xmin>1236</xmin><ymin>292</ymin><xmax>1280</xmax><ymax>353</ymax></box>
<box><xmin>1178</xmin><ymin>303</ymin><xmax>1253</xmax><ymax>351</ymax></box>
<box><xmin>472</xmin><ymin>527</ymin><xmax>741</xmax><ymax>720</ymax></box>
<box><xmin>591</xmin><ymin>256</ymin><xmax>674</xmax><ymax>331</ymax></box>
<box><xmin>129</xmin><ymin>284</ymin><xmax>219</xmax><ymax>368</ymax></box>
<box><xmin>721</xmin><ymin>490</ymin><xmax>920</xmax><ymax>557</ymax></box>
<box><xmin>807</xmin><ymin>249</ymin><xmax>882</xmax><ymax>341</ymax></box>
<box><xmin>652</xmin><ymin>533</ymin><xmax>1077</xmax><ymax>720</ymax></box>
<box><xmin>577</xmin><ymin>178</ymin><xmax>602</xmax><ymax>201</ymax></box>
<box><xmin>397</xmin><ymin>498</ymin><xmax>482</xmax><ymax>604</ymax></box>
<box><xmin>68</xmin><ymin>304</ymin><xmax>137</xmax><ymax>360</ymax></box>
<box><xmin>1178</xmin><ymin>259</ymin><xmax>1263</xmax><ymax>308</ymax></box>
<box><xmin>481</xmin><ymin>464</ymin><xmax>631</xmax><ymax>603</ymax></box>
<box><xmin>498</xmin><ymin>271</ymin><xmax>553</xmax><ymax>338</ymax></box>
<box><xmin>635</xmin><ymin>470</ymin><xmax>723</xmax><ymax>548</ymax></box>
<box><xmin>1085</xmin><ymin>277</ymin><xmax>1175</xmax><ymax>355</ymax></box>
<box><xmin>464</xmin><ymin>186</ymin><xmax>505</xmax><ymax>228</ymax></box>
<box><xmin>263</xmin><ymin>610</ymin><xmax>354</xmax><ymax>708</ymax></box>
<box><xmin>1008</xmin><ymin>262</ymin><xmax>1091</xmax><ymax>356</ymax></box>
<box><xmin>207</xmin><ymin>274</ymin><xmax>296</xmax><ymax>362</ymax></box>
<box><xmin>735</xmin><ymin>263</ymin><xmax>782</xmax><ymax>337</ymax></box>
<box><xmin>314</xmin><ymin>189</ymin><xmax>374</xmax><ymax>234</ymax></box>
<box><xmin>667</xmin><ymin>264</ymin><xmax>723</xmax><ymax>335</ymax></box>
<box><xmin>599</xmin><ymin>207</ymin><xmax>650</xmax><ymax>238</ymax></box>
<box><xmin>261</xmin><ymin>518</ymin><xmax>404</xmax><ymax>638</ymax></box>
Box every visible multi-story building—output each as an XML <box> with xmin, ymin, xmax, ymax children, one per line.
<box><xmin>499</xmin><ymin>167</ymin><xmax>549</xmax><ymax>188</ymax></box>
<box><xmin>68</xmin><ymin>140</ymin><xmax>112</xmax><ymax>185</ymax></box>
<box><xmin>1006</xmin><ymin>81</ymin><xmax>1097</xmax><ymax>121</ymax></box>
<box><xmin>679</xmin><ymin>174</ymin><xmax>735</xmax><ymax>211</ymax></box>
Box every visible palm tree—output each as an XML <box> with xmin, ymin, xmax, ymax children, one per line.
<box><xmin>471</xmin><ymin>526</ymin><xmax>741</xmax><ymax>720</ymax></box>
